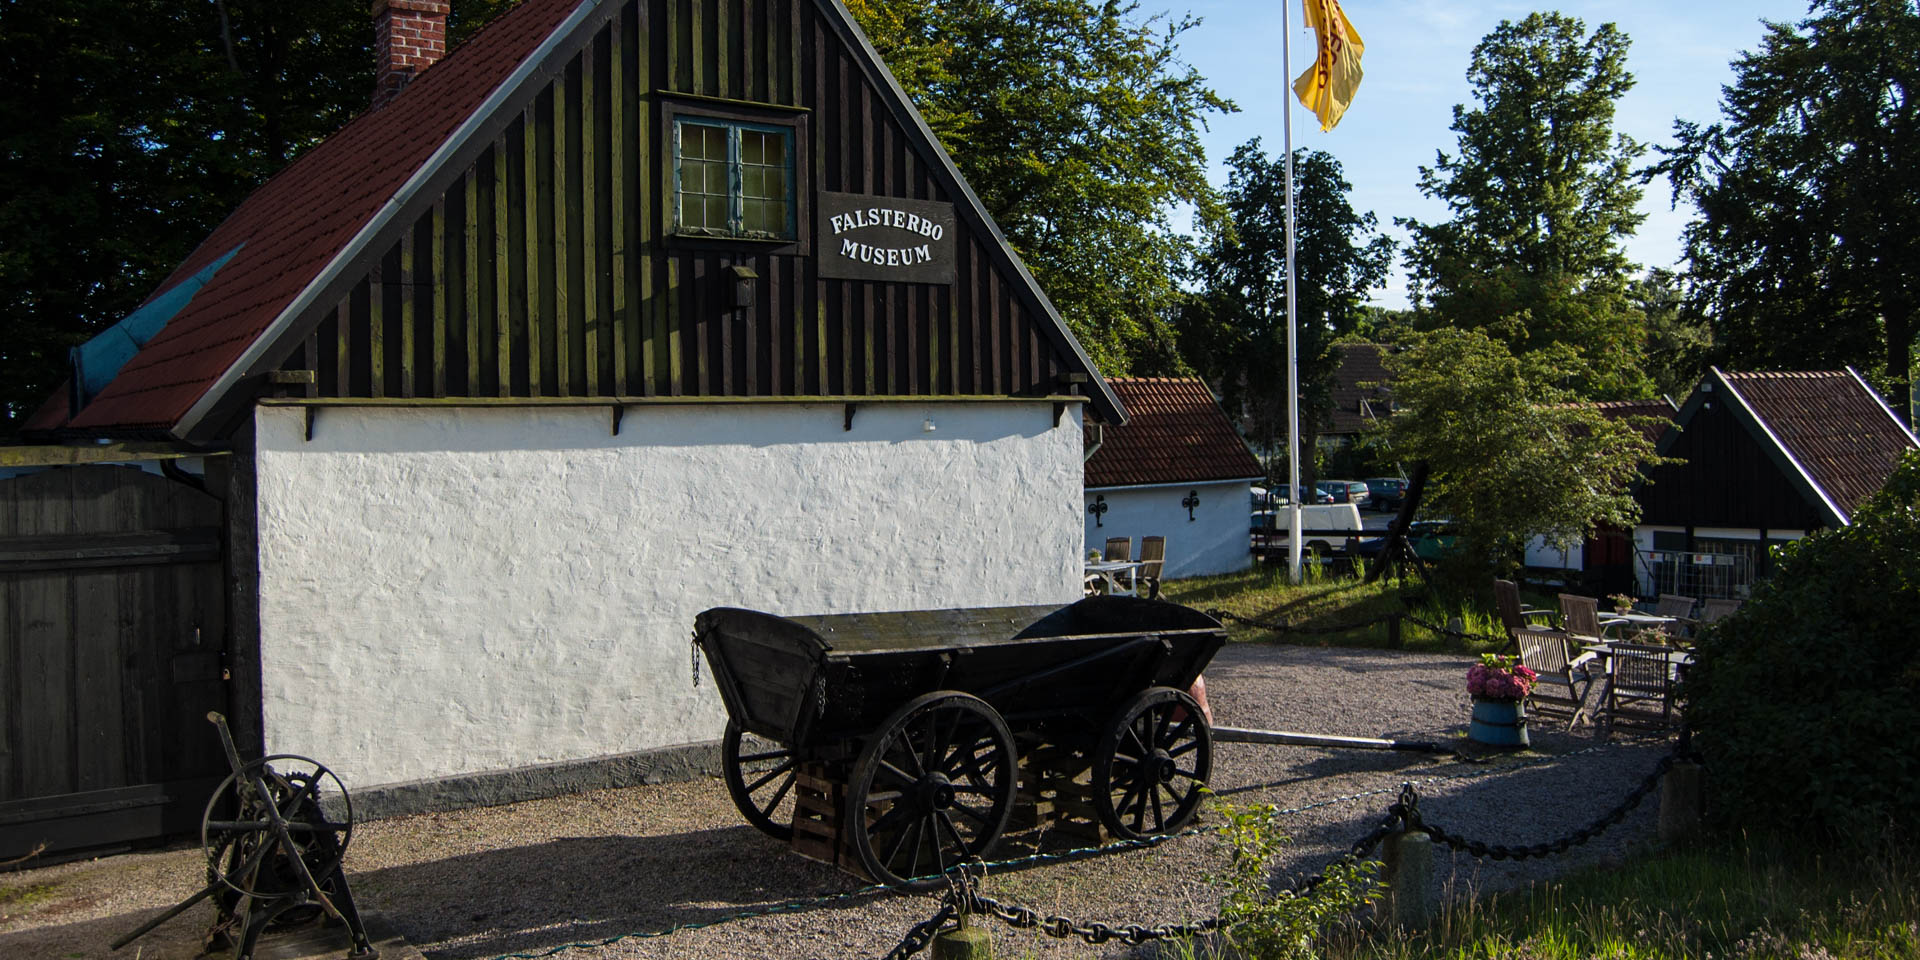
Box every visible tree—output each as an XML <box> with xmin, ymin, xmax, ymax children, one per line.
<box><xmin>1178</xmin><ymin>142</ymin><xmax>1393</xmax><ymax>483</ymax></box>
<box><xmin>1685</xmin><ymin>451</ymin><xmax>1920</xmax><ymax>841</ymax></box>
<box><xmin>1657</xmin><ymin>0</ymin><xmax>1920</xmax><ymax>424</ymax></box>
<box><xmin>1632</xmin><ymin>268</ymin><xmax>1713</xmax><ymax>399</ymax></box>
<box><xmin>0</xmin><ymin>0</ymin><xmax>519</xmax><ymax>433</ymax></box>
<box><xmin>845</xmin><ymin>0</ymin><xmax>1232</xmax><ymax>377</ymax></box>
<box><xmin>1399</xmin><ymin>12</ymin><xmax>1650</xmax><ymax>399</ymax></box>
<box><xmin>1382</xmin><ymin>329</ymin><xmax>1664</xmax><ymax>576</ymax></box>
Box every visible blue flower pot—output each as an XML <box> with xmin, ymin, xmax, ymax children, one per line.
<box><xmin>1469</xmin><ymin>696</ymin><xmax>1529</xmax><ymax>749</ymax></box>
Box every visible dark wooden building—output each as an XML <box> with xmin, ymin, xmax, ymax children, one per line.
<box><xmin>6</xmin><ymin>0</ymin><xmax>1124</xmax><ymax>857</ymax></box>
<box><xmin>1631</xmin><ymin>368</ymin><xmax>1917</xmax><ymax>598</ymax></box>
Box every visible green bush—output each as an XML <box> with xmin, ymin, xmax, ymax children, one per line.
<box><xmin>1212</xmin><ymin>801</ymin><xmax>1381</xmax><ymax>959</ymax></box>
<box><xmin>1684</xmin><ymin>451</ymin><xmax>1920</xmax><ymax>842</ymax></box>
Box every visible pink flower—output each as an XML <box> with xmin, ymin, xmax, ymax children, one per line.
<box><xmin>1467</xmin><ymin>657</ymin><xmax>1536</xmax><ymax>701</ymax></box>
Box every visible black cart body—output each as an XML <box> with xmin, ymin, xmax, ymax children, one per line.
<box><xmin>695</xmin><ymin>596</ymin><xmax>1226</xmax><ymax>887</ymax></box>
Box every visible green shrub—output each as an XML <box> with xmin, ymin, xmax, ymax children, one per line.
<box><xmin>1212</xmin><ymin>801</ymin><xmax>1381</xmax><ymax>959</ymax></box>
<box><xmin>1684</xmin><ymin>451</ymin><xmax>1920</xmax><ymax>842</ymax></box>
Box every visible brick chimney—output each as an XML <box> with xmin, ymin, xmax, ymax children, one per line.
<box><xmin>373</xmin><ymin>0</ymin><xmax>450</xmax><ymax>108</ymax></box>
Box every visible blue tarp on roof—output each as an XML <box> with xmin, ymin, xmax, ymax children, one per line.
<box><xmin>69</xmin><ymin>246</ymin><xmax>243</xmax><ymax>414</ymax></box>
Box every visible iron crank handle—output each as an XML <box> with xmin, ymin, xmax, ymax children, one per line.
<box><xmin>207</xmin><ymin>711</ymin><xmax>248</xmax><ymax>779</ymax></box>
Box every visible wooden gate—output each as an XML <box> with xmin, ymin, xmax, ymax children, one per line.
<box><xmin>0</xmin><ymin>463</ymin><xmax>230</xmax><ymax>860</ymax></box>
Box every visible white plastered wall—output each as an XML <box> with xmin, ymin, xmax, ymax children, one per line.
<box><xmin>1082</xmin><ymin>480</ymin><xmax>1254</xmax><ymax>579</ymax></box>
<box><xmin>253</xmin><ymin>401</ymin><xmax>1082</xmax><ymax>790</ymax></box>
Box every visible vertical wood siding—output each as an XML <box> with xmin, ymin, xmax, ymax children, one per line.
<box><xmin>296</xmin><ymin>0</ymin><xmax>1067</xmax><ymax>401</ymax></box>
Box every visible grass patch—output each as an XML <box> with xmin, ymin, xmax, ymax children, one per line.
<box><xmin>1317</xmin><ymin>836</ymin><xmax>1920</xmax><ymax>960</ymax></box>
<box><xmin>0</xmin><ymin>878</ymin><xmax>62</xmax><ymax>919</ymax></box>
<box><xmin>1161</xmin><ymin>565</ymin><xmax>1507</xmax><ymax>654</ymax></box>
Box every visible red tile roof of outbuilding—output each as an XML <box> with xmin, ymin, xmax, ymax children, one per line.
<box><xmin>1720</xmin><ymin>370</ymin><xmax>1918</xmax><ymax>521</ymax></box>
<box><xmin>1085</xmin><ymin>378</ymin><xmax>1264</xmax><ymax>489</ymax></box>
<box><xmin>26</xmin><ymin>0</ymin><xmax>582</xmax><ymax>435</ymax></box>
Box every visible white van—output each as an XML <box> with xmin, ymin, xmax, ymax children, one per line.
<box><xmin>1250</xmin><ymin>503</ymin><xmax>1365</xmax><ymax>560</ymax></box>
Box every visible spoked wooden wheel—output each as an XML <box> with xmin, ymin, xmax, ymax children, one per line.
<box><xmin>201</xmin><ymin>755</ymin><xmax>353</xmax><ymax>922</ymax></box>
<box><xmin>722</xmin><ymin>720</ymin><xmax>798</xmax><ymax>841</ymax></box>
<box><xmin>847</xmin><ymin>691</ymin><xmax>1017</xmax><ymax>890</ymax></box>
<box><xmin>1093</xmin><ymin>687</ymin><xmax>1212</xmax><ymax>841</ymax></box>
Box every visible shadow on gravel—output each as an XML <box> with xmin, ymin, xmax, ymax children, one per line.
<box><xmin>0</xmin><ymin>906</ymin><xmax>212</xmax><ymax>960</ymax></box>
<box><xmin>346</xmin><ymin>824</ymin><xmax>884</xmax><ymax>958</ymax></box>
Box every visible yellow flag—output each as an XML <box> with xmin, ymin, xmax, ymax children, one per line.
<box><xmin>1293</xmin><ymin>0</ymin><xmax>1365</xmax><ymax>132</ymax></box>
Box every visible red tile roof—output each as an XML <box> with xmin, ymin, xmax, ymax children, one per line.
<box><xmin>1591</xmin><ymin>398</ymin><xmax>1677</xmax><ymax>442</ymax></box>
<box><xmin>1085</xmin><ymin>378</ymin><xmax>1263</xmax><ymax>488</ymax></box>
<box><xmin>1326</xmin><ymin>343</ymin><xmax>1392</xmax><ymax>436</ymax></box>
<box><xmin>28</xmin><ymin>0</ymin><xmax>580</xmax><ymax>435</ymax></box>
<box><xmin>1721</xmin><ymin>370</ymin><xmax>1918</xmax><ymax>521</ymax></box>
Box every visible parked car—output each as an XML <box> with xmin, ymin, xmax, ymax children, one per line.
<box><xmin>1364</xmin><ymin>476</ymin><xmax>1408</xmax><ymax>511</ymax></box>
<box><xmin>1353</xmin><ymin>521</ymin><xmax>1461</xmax><ymax>562</ymax></box>
<box><xmin>1251</xmin><ymin>503</ymin><xmax>1366</xmax><ymax>561</ymax></box>
<box><xmin>1254</xmin><ymin>485</ymin><xmax>1332</xmax><ymax>507</ymax></box>
<box><xmin>1315</xmin><ymin>480</ymin><xmax>1371</xmax><ymax>510</ymax></box>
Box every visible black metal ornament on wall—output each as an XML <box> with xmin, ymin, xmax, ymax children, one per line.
<box><xmin>1089</xmin><ymin>495</ymin><xmax>1108</xmax><ymax>528</ymax></box>
<box><xmin>1182</xmin><ymin>490</ymin><xmax>1200</xmax><ymax>521</ymax></box>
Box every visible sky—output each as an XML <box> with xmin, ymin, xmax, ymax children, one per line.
<box><xmin>1169</xmin><ymin>0</ymin><xmax>1818</xmax><ymax>309</ymax></box>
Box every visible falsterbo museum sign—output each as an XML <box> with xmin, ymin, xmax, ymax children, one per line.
<box><xmin>817</xmin><ymin>191</ymin><xmax>956</xmax><ymax>284</ymax></box>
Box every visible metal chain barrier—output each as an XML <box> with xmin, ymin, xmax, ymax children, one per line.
<box><xmin>1399</xmin><ymin>747</ymin><xmax>1686</xmax><ymax>861</ymax></box>
<box><xmin>881</xmin><ymin>742</ymin><xmax>1685</xmax><ymax>958</ymax></box>
<box><xmin>475</xmin><ymin>733</ymin><xmax>1646</xmax><ymax>960</ymax></box>
<box><xmin>912</xmin><ymin>804</ymin><xmax>1408</xmax><ymax>954</ymax></box>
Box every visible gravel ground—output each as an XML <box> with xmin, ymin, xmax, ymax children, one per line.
<box><xmin>0</xmin><ymin>643</ymin><xmax>1678</xmax><ymax>960</ymax></box>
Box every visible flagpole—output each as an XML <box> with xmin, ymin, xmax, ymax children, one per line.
<box><xmin>1283</xmin><ymin>0</ymin><xmax>1302</xmax><ymax>583</ymax></box>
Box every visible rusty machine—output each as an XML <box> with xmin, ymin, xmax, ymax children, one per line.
<box><xmin>112</xmin><ymin>713</ymin><xmax>377</xmax><ymax>960</ymax></box>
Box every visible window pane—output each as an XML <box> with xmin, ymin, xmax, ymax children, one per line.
<box><xmin>761</xmin><ymin>134</ymin><xmax>786</xmax><ymax>167</ymax></box>
<box><xmin>742</xmin><ymin>198</ymin><xmax>767</xmax><ymax>233</ymax></box>
<box><xmin>707</xmin><ymin>197</ymin><xmax>729</xmax><ymax>230</ymax></box>
<box><xmin>743</xmin><ymin>166</ymin><xmax>764</xmax><ymax>198</ymax></box>
<box><xmin>762</xmin><ymin>167</ymin><xmax>787</xmax><ymax>202</ymax></box>
<box><xmin>762</xmin><ymin>199</ymin><xmax>788</xmax><ymax>233</ymax></box>
<box><xmin>742</xmin><ymin>130</ymin><xmax>765</xmax><ymax>165</ymax></box>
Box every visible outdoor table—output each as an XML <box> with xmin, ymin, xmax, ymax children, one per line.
<box><xmin>1084</xmin><ymin>559</ymin><xmax>1145</xmax><ymax>597</ymax></box>
<box><xmin>1597</xmin><ymin>611</ymin><xmax>1678</xmax><ymax>638</ymax></box>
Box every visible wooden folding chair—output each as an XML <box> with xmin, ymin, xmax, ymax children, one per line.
<box><xmin>1493</xmin><ymin>579</ymin><xmax>1560</xmax><ymax>651</ymax></box>
<box><xmin>1655</xmin><ymin>593</ymin><xmax>1698</xmax><ymax>636</ymax></box>
<box><xmin>1701</xmin><ymin>598</ymin><xmax>1742</xmax><ymax>624</ymax></box>
<box><xmin>1516</xmin><ymin>631</ymin><xmax>1598</xmax><ymax>729</ymax></box>
<box><xmin>1137</xmin><ymin>536</ymin><xmax>1165</xmax><ymax>600</ymax></box>
<box><xmin>1558</xmin><ymin>593</ymin><xmax>1612</xmax><ymax>645</ymax></box>
<box><xmin>1103</xmin><ymin>537</ymin><xmax>1132</xmax><ymax>562</ymax></box>
<box><xmin>1601</xmin><ymin>642</ymin><xmax>1678</xmax><ymax>735</ymax></box>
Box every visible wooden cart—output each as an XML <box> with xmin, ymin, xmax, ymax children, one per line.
<box><xmin>693</xmin><ymin>596</ymin><xmax>1226</xmax><ymax>888</ymax></box>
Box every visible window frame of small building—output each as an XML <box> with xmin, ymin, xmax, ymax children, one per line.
<box><xmin>662</xmin><ymin>98</ymin><xmax>810</xmax><ymax>250</ymax></box>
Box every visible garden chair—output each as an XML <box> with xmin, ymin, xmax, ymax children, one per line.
<box><xmin>1655</xmin><ymin>593</ymin><xmax>1699</xmax><ymax>638</ymax></box>
<box><xmin>1136</xmin><ymin>536</ymin><xmax>1166</xmax><ymax>600</ymax></box>
<box><xmin>1516</xmin><ymin>631</ymin><xmax>1598</xmax><ymax>729</ymax></box>
<box><xmin>1700</xmin><ymin>598</ymin><xmax>1742</xmax><ymax>625</ymax></box>
<box><xmin>1493</xmin><ymin>579</ymin><xmax>1560</xmax><ymax>651</ymax></box>
<box><xmin>1103</xmin><ymin>537</ymin><xmax>1132</xmax><ymax>562</ymax></box>
<box><xmin>1601</xmin><ymin>642</ymin><xmax>1678</xmax><ymax>736</ymax></box>
<box><xmin>1558</xmin><ymin>593</ymin><xmax>1612</xmax><ymax>645</ymax></box>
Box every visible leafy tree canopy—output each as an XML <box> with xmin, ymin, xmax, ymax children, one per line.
<box><xmin>1685</xmin><ymin>450</ymin><xmax>1920</xmax><ymax>842</ymax></box>
<box><xmin>1382</xmin><ymin>328</ymin><xmax>1665</xmax><ymax>574</ymax></box>
<box><xmin>1400</xmin><ymin>12</ymin><xmax>1650</xmax><ymax>400</ymax></box>
<box><xmin>1657</xmin><ymin>0</ymin><xmax>1920</xmax><ymax>423</ymax></box>
<box><xmin>846</xmin><ymin>0</ymin><xmax>1232</xmax><ymax>377</ymax></box>
<box><xmin>1178</xmin><ymin>141</ymin><xmax>1392</xmax><ymax>479</ymax></box>
<box><xmin>0</xmin><ymin>0</ymin><xmax>519</xmax><ymax>433</ymax></box>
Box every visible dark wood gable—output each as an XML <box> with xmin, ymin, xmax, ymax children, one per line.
<box><xmin>266</xmin><ymin>0</ymin><xmax>1092</xmax><ymax>409</ymax></box>
<box><xmin>1637</xmin><ymin>391</ymin><xmax>1828</xmax><ymax>532</ymax></box>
